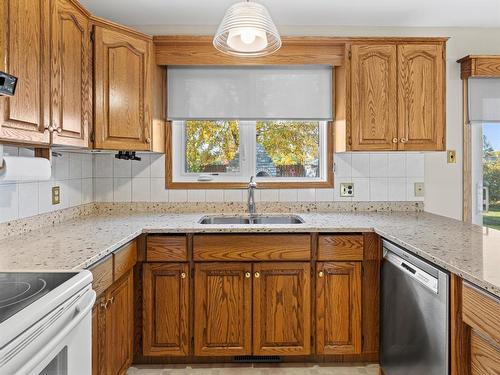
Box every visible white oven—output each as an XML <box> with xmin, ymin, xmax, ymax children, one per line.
<box><xmin>0</xmin><ymin>271</ymin><xmax>95</xmax><ymax>375</ymax></box>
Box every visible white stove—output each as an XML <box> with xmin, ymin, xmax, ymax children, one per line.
<box><xmin>0</xmin><ymin>271</ymin><xmax>95</xmax><ymax>375</ymax></box>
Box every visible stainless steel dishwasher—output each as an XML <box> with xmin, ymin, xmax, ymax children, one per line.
<box><xmin>381</xmin><ymin>240</ymin><xmax>449</xmax><ymax>375</ymax></box>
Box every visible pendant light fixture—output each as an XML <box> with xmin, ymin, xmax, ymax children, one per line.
<box><xmin>213</xmin><ymin>1</ymin><xmax>281</xmax><ymax>57</ymax></box>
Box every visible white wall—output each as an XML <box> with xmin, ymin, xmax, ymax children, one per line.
<box><xmin>134</xmin><ymin>24</ymin><xmax>500</xmax><ymax>220</ymax></box>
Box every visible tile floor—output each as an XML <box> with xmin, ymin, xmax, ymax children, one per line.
<box><xmin>127</xmin><ymin>364</ymin><xmax>380</xmax><ymax>374</ymax></box>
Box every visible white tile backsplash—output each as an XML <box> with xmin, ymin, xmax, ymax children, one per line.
<box><xmin>0</xmin><ymin>147</ymin><xmax>427</xmax><ymax>223</ymax></box>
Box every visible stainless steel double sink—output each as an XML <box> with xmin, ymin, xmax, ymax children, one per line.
<box><xmin>198</xmin><ymin>214</ymin><xmax>304</xmax><ymax>225</ymax></box>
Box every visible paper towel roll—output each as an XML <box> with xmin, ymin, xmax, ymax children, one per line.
<box><xmin>0</xmin><ymin>156</ymin><xmax>51</xmax><ymax>181</ymax></box>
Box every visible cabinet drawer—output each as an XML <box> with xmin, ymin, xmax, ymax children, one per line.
<box><xmin>471</xmin><ymin>331</ymin><xmax>500</xmax><ymax>374</ymax></box>
<box><xmin>193</xmin><ymin>234</ymin><xmax>311</xmax><ymax>261</ymax></box>
<box><xmin>147</xmin><ymin>235</ymin><xmax>188</xmax><ymax>262</ymax></box>
<box><xmin>318</xmin><ymin>235</ymin><xmax>364</xmax><ymax>261</ymax></box>
<box><xmin>89</xmin><ymin>254</ymin><xmax>113</xmax><ymax>297</ymax></box>
<box><xmin>114</xmin><ymin>240</ymin><xmax>137</xmax><ymax>281</ymax></box>
<box><xmin>463</xmin><ymin>282</ymin><xmax>500</xmax><ymax>343</ymax></box>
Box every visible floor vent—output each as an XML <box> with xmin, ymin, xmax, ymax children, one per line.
<box><xmin>233</xmin><ymin>355</ymin><xmax>282</xmax><ymax>363</ymax></box>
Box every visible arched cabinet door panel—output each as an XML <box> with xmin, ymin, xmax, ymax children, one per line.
<box><xmin>94</xmin><ymin>25</ymin><xmax>152</xmax><ymax>151</ymax></box>
<box><xmin>397</xmin><ymin>44</ymin><xmax>445</xmax><ymax>151</ymax></box>
<box><xmin>50</xmin><ymin>0</ymin><xmax>91</xmax><ymax>147</ymax></box>
<box><xmin>350</xmin><ymin>44</ymin><xmax>398</xmax><ymax>151</ymax></box>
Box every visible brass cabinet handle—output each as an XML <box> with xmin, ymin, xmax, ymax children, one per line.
<box><xmin>392</xmin><ymin>137</ymin><xmax>398</xmax><ymax>143</ymax></box>
<box><xmin>180</xmin><ymin>272</ymin><xmax>187</xmax><ymax>279</ymax></box>
<box><xmin>109</xmin><ymin>296</ymin><xmax>114</xmax><ymax>305</ymax></box>
<box><xmin>100</xmin><ymin>301</ymin><xmax>108</xmax><ymax>309</ymax></box>
<box><xmin>400</xmin><ymin>138</ymin><xmax>408</xmax><ymax>143</ymax></box>
<box><xmin>254</xmin><ymin>272</ymin><xmax>260</xmax><ymax>279</ymax></box>
<box><xmin>145</xmin><ymin>137</ymin><xmax>151</xmax><ymax>144</ymax></box>
<box><xmin>318</xmin><ymin>271</ymin><xmax>324</xmax><ymax>278</ymax></box>
<box><xmin>55</xmin><ymin>126</ymin><xmax>62</xmax><ymax>134</ymax></box>
<box><xmin>245</xmin><ymin>272</ymin><xmax>251</xmax><ymax>278</ymax></box>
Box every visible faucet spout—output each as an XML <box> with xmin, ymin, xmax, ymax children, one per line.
<box><xmin>247</xmin><ymin>176</ymin><xmax>257</xmax><ymax>215</ymax></box>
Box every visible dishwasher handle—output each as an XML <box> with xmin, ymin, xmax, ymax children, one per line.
<box><xmin>384</xmin><ymin>250</ymin><xmax>439</xmax><ymax>294</ymax></box>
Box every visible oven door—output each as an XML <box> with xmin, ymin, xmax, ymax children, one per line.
<box><xmin>0</xmin><ymin>287</ymin><xmax>95</xmax><ymax>375</ymax></box>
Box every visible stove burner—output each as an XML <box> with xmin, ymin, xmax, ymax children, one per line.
<box><xmin>0</xmin><ymin>279</ymin><xmax>47</xmax><ymax>309</ymax></box>
<box><xmin>0</xmin><ymin>272</ymin><xmax>75</xmax><ymax>325</ymax></box>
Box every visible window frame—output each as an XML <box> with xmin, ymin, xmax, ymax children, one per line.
<box><xmin>166</xmin><ymin>120</ymin><xmax>334</xmax><ymax>189</ymax></box>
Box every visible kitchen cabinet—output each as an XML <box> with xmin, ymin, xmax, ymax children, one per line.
<box><xmin>93</xmin><ymin>20</ymin><xmax>165</xmax><ymax>152</ymax></box>
<box><xmin>194</xmin><ymin>262</ymin><xmax>253</xmax><ymax>356</ymax></box>
<box><xmin>50</xmin><ymin>0</ymin><xmax>91</xmax><ymax>147</ymax></box>
<box><xmin>397</xmin><ymin>44</ymin><xmax>445</xmax><ymax>151</ymax></box>
<box><xmin>253</xmin><ymin>262</ymin><xmax>311</xmax><ymax>355</ymax></box>
<box><xmin>338</xmin><ymin>41</ymin><xmax>446</xmax><ymax>152</ymax></box>
<box><xmin>143</xmin><ymin>263</ymin><xmax>190</xmax><ymax>356</ymax></box>
<box><xmin>105</xmin><ymin>271</ymin><xmax>134</xmax><ymax>375</ymax></box>
<box><xmin>0</xmin><ymin>0</ymin><xmax>50</xmax><ymax>145</ymax></box>
<box><xmin>350</xmin><ymin>44</ymin><xmax>398</xmax><ymax>151</ymax></box>
<box><xmin>316</xmin><ymin>262</ymin><xmax>362</xmax><ymax>355</ymax></box>
<box><xmin>88</xmin><ymin>240</ymin><xmax>137</xmax><ymax>375</ymax></box>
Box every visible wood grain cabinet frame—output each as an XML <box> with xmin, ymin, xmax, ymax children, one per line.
<box><xmin>253</xmin><ymin>262</ymin><xmax>311</xmax><ymax>356</ymax></box>
<box><xmin>146</xmin><ymin>235</ymin><xmax>188</xmax><ymax>262</ymax></box>
<box><xmin>318</xmin><ymin>235</ymin><xmax>364</xmax><ymax>261</ymax></box>
<box><xmin>194</xmin><ymin>262</ymin><xmax>253</xmax><ymax>356</ymax></box>
<box><xmin>50</xmin><ymin>0</ymin><xmax>91</xmax><ymax>147</ymax></box>
<box><xmin>0</xmin><ymin>0</ymin><xmax>51</xmax><ymax>145</ymax></box>
<box><xmin>143</xmin><ymin>263</ymin><xmax>190</xmax><ymax>357</ymax></box>
<box><xmin>316</xmin><ymin>262</ymin><xmax>362</xmax><ymax>355</ymax></box>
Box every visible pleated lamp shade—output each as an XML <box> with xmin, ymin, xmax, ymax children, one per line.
<box><xmin>213</xmin><ymin>1</ymin><xmax>281</xmax><ymax>57</ymax></box>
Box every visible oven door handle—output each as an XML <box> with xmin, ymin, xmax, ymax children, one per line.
<box><xmin>20</xmin><ymin>289</ymin><xmax>96</xmax><ymax>375</ymax></box>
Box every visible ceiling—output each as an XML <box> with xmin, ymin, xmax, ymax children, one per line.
<box><xmin>79</xmin><ymin>0</ymin><xmax>500</xmax><ymax>29</ymax></box>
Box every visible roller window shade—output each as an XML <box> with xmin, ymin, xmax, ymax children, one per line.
<box><xmin>167</xmin><ymin>66</ymin><xmax>333</xmax><ymax>120</ymax></box>
<box><xmin>469</xmin><ymin>78</ymin><xmax>500</xmax><ymax>123</ymax></box>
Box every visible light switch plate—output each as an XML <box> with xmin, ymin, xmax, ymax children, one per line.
<box><xmin>447</xmin><ymin>150</ymin><xmax>456</xmax><ymax>164</ymax></box>
<box><xmin>340</xmin><ymin>183</ymin><xmax>354</xmax><ymax>197</ymax></box>
<box><xmin>52</xmin><ymin>186</ymin><xmax>60</xmax><ymax>205</ymax></box>
<box><xmin>414</xmin><ymin>182</ymin><xmax>425</xmax><ymax>197</ymax></box>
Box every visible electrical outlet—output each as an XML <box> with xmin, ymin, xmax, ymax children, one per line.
<box><xmin>414</xmin><ymin>182</ymin><xmax>425</xmax><ymax>197</ymax></box>
<box><xmin>52</xmin><ymin>186</ymin><xmax>60</xmax><ymax>205</ymax></box>
<box><xmin>340</xmin><ymin>183</ymin><xmax>354</xmax><ymax>197</ymax></box>
<box><xmin>447</xmin><ymin>150</ymin><xmax>456</xmax><ymax>164</ymax></box>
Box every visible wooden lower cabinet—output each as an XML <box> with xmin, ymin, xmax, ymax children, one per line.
<box><xmin>253</xmin><ymin>262</ymin><xmax>311</xmax><ymax>355</ymax></box>
<box><xmin>316</xmin><ymin>262</ymin><xmax>362</xmax><ymax>355</ymax></box>
<box><xmin>93</xmin><ymin>270</ymin><xmax>134</xmax><ymax>375</ymax></box>
<box><xmin>143</xmin><ymin>263</ymin><xmax>190</xmax><ymax>356</ymax></box>
<box><xmin>194</xmin><ymin>262</ymin><xmax>253</xmax><ymax>356</ymax></box>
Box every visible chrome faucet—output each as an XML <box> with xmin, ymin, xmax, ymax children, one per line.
<box><xmin>247</xmin><ymin>176</ymin><xmax>257</xmax><ymax>215</ymax></box>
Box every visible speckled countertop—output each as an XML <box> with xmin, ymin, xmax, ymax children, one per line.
<box><xmin>1</xmin><ymin>210</ymin><xmax>499</xmax><ymax>297</ymax></box>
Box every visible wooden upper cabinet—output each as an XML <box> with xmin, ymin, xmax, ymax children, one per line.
<box><xmin>0</xmin><ymin>0</ymin><xmax>50</xmax><ymax>145</ymax></box>
<box><xmin>316</xmin><ymin>262</ymin><xmax>362</xmax><ymax>355</ymax></box>
<box><xmin>350</xmin><ymin>44</ymin><xmax>398</xmax><ymax>151</ymax></box>
<box><xmin>105</xmin><ymin>271</ymin><xmax>133</xmax><ymax>375</ymax></box>
<box><xmin>50</xmin><ymin>0</ymin><xmax>91</xmax><ymax>147</ymax></box>
<box><xmin>143</xmin><ymin>263</ymin><xmax>190</xmax><ymax>357</ymax></box>
<box><xmin>194</xmin><ymin>262</ymin><xmax>252</xmax><ymax>356</ymax></box>
<box><xmin>93</xmin><ymin>24</ymin><xmax>153</xmax><ymax>151</ymax></box>
<box><xmin>253</xmin><ymin>262</ymin><xmax>311</xmax><ymax>356</ymax></box>
<box><xmin>397</xmin><ymin>44</ymin><xmax>445</xmax><ymax>151</ymax></box>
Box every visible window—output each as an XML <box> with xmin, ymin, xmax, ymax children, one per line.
<box><xmin>170</xmin><ymin>120</ymin><xmax>329</xmax><ymax>186</ymax></box>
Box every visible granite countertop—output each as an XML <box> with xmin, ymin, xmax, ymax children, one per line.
<box><xmin>0</xmin><ymin>210</ymin><xmax>499</xmax><ymax>298</ymax></box>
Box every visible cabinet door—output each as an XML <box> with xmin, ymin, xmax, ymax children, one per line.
<box><xmin>143</xmin><ymin>263</ymin><xmax>189</xmax><ymax>356</ymax></box>
<box><xmin>350</xmin><ymin>44</ymin><xmax>398</xmax><ymax>151</ymax></box>
<box><xmin>253</xmin><ymin>262</ymin><xmax>311</xmax><ymax>355</ymax></box>
<box><xmin>94</xmin><ymin>25</ymin><xmax>152</xmax><ymax>151</ymax></box>
<box><xmin>397</xmin><ymin>44</ymin><xmax>445</xmax><ymax>151</ymax></box>
<box><xmin>194</xmin><ymin>262</ymin><xmax>252</xmax><ymax>356</ymax></box>
<box><xmin>50</xmin><ymin>0</ymin><xmax>91</xmax><ymax>147</ymax></box>
<box><xmin>105</xmin><ymin>271</ymin><xmax>133</xmax><ymax>375</ymax></box>
<box><xmin>316</xmin><ymin>262</ymin><xmax>361</xmax><ymax>354</ymax></box>
<box><xmin>0</xmin><ymin>0</ymin><xmax>50</xmax><ymax>144</ymax></box>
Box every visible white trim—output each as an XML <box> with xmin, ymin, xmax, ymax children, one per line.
<box><xmin>172</xmin><ymin>120</ymin><xmax>328</xmax><ymax>184</ymax></box>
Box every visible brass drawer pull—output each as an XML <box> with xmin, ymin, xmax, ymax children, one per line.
<box><xmin>392</xmin><ymin>137</ymin><xmax>398</xmax><ymax>143</ymax></box>
<box><xmin>181</xmin><ymin>272</ymin><xmax>187</xmax><ymax>279</ymax></box>
<box><xmin>245</xmin><ymin>272</ymin><xmax>251</xmax><ymax>278</ymax></box>
<box><xmin>318</xmin><ymin>271</ymin><xmax>324</xmax><ymax>278</ymax></box>
<box><xmin>400</xmin><ymin>138</ymin><xmax>408</xmax><ymax>143</ymax></box>
<box><xmin>254</xmin><ymin>272</ymin><xmax>260</xmax><ymax>279</ymax></box>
